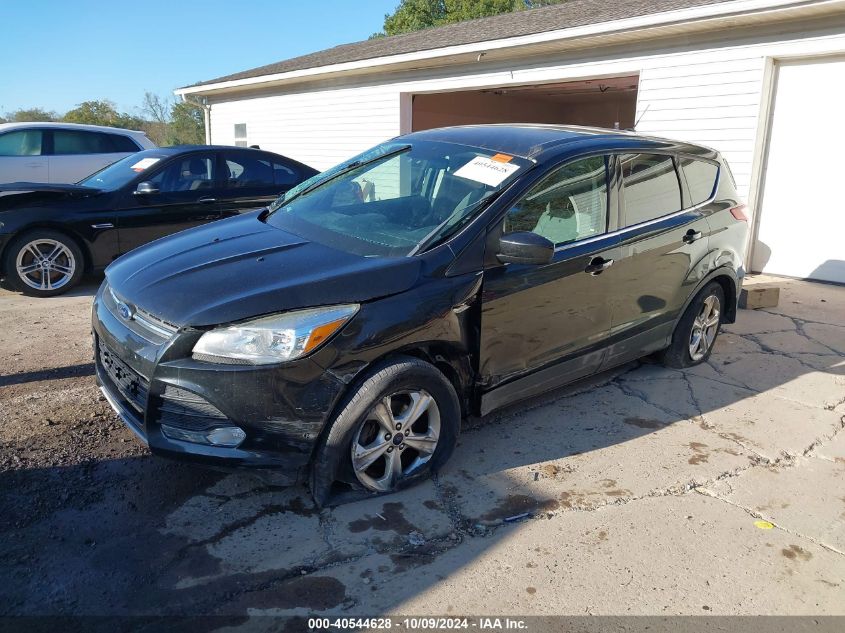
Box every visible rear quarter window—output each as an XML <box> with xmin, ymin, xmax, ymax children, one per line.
<box><xmin>679</xmin><ymin>158</ymin><xmax>719</xmax><ymax>206</ymax></box>
<box><xmin>108</xmin><ymin>134</ymin><xmax>141</xmax><ymax>152</ymax></box>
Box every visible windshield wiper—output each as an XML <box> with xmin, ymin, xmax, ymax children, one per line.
<box><xmin>410</xmin><ymin>190</ymin><xmax>504</xmax><ymax>256</ymax></box>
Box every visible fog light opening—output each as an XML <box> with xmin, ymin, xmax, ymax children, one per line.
<box><xmin>206</xmin><ymin>426</ymin><xmax>247</xmax><ymax>447</ymax></box>
<box><xmin>160</xmin><ymin>424</ymin><xmax>246</xmax><ymax>448</ymax></box>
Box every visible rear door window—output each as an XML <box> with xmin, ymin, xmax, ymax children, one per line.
<box><xmin>0</xmin><ymin>129</ymin><xmax>44</xmax><ymax>156</ymax></box>
<box><xmin>504</xmin><ymin>155</ymin><xmax>609</xmax><ymax>246</ymax></box>
<box><xmin>224</xmin><ymin>154</ymin><xmax>275</xmax><ymax>188</ymax></box>
<box><xmin>620</xmin><ymin>153</ymin><xmax>682</xmax><ymax>226</ymax></box>
<box><xmin>272</xmin><ymin>161</ymin><xmax>300</xmax><ymax>187</ymax></box>
<box><xmin>53</xmin><ymin>130</ymin><xmax>117</xmax><ymax>155</ymax></box>
<box><xmin>223</xmin><ymin>153</ymin><xmax>302</xmax><ymax>189</ymax></box>
<box><xmin>679</xmin><ymin>158</ymin><xmax>719</xmax><ymax>206</ymax></box>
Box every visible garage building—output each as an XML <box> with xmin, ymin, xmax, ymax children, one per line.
<box><xmin>176</xmin><ymin>0</ymin><xmax>845</xmax><ymax>284</ymax></box>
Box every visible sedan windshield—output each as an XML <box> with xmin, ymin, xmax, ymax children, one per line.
<box><xmin>78</xmin><ymin>152</ymin><xmax>169</xmax><ymax>190</ymax></box>
<box><xmin>266</xmin><ymin>140</ymin><xmax>532</xmax><ymax>257</ymax></box>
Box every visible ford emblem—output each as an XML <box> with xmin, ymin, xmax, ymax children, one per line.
<box><xmin>117</xmin><ymin>301</ymin><xmax>135</xmax><ymax>321</ymax></box>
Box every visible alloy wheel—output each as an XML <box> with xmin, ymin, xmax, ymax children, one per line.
<box><xmin>15</xmin><ymin>239</ymin><xmax>77</xmax><ymax>292</ymax></box>
<box><xmin>689</xmin><ymin>294</ymin><xmax>721</xmax><ymax>361</ymax></box>
<box><xmin>351</xmin><ymin>390</ymin><xmax>441</xmax><ymax>492</ymax></box>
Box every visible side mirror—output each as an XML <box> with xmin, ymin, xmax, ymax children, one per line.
<box><xmin>497</xmin><ymin>231</ymin><xmax>555</xmax><ymax>265</ymax></box>
<box><xmin>133</xmin><ymin>181</ymin><xmax>159</xmax><ymax>196</ymax></box>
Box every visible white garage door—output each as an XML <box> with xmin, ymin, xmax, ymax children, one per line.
<box><xmin>752</xmin><ymin>57</ymin><xmax>845</xmax><ymax>284</ymax></box>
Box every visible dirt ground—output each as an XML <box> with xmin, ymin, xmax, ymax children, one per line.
<box><xmin>0</xmin><ymin>274</ymin><xmax>843</xmax><ymax>620</ymax></box>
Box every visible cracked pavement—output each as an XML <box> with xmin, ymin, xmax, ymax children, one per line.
<box><xmin>1</xmin><ymin>275</ymin><xmax>843</xmax><ymax>617</ymax></box>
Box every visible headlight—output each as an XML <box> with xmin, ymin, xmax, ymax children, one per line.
<box><xmin>192</xmin><ymin>304</ymin><xmax>358</xmax><ymax>365</ymax></box>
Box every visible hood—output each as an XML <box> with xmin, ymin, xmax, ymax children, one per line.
<box><xmin>0</xmin><ymin>182</ymin><xmax>100</xmax><ymax>210</ymax></box>
<box><xmin>105</xmin><ymin>211</ymin><xmax>422</xmax><ymax>327</ymax></box>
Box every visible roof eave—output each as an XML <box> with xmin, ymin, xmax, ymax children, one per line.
<box><xmin>175</xmin><ymin>0</ymin><xmax>840</xmax><ymax>98</ymax></box>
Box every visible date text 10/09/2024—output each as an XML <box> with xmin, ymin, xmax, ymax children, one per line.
<box><xmin>308</xmin><ymin>617</ymin><xmax>529</xmax><ymax>630</ymax></box>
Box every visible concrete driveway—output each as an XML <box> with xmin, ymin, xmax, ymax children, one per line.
<box><xmin>1</xmin><ymin>275</ymin><xmax>843</xmax><ymax>617</ymax></box>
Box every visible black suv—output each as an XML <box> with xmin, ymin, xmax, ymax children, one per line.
<box><xmin>92</xmin><ymin>125</ymin><xmax>748</xmax><ymax>505</ymax></box>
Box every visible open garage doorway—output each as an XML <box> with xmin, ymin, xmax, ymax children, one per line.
<box><xmin>410</xmin><ymin>75</ymin><xmax>639</xmax><ymax>132</ymax></box>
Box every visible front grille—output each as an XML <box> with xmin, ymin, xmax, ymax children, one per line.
<box><xmin>157</xmin><ymin>384</ymin><xmax>229</xmax><ymax>431</ymax></box>
<box><xmin>103</xmin><ymin>284</ymin><xmax>177</xmax><ymax>343</ymax></box>
<box><xmin>98</xmin><ymin>340</ymin><xmax>149</xmax><ymax>413</ymax></box>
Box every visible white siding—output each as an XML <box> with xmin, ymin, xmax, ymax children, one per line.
<box><xmin>207</xmin><ymin>21</ymin><xmax>845</xmax><ymax>207</ymax></box>
<box><xmin>209</xmin><ymin>86</ymin><xmax>401</xmax><ymax>170</ymax></box>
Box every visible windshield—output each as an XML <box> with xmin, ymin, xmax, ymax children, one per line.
<box><xmin>266</xmin><ymin>140</ymin><xmax>531</xmax><ymax>257</ymax></box>
<box><xmin>78</xmin><ymin>152</ymin><xmax>168</xmax><ymax>190</ymax></box>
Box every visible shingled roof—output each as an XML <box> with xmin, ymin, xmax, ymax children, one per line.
<box><xmin>187</xmin><ymin>0</ymin><xmax>734</xmax><ymax>87</ymax></box>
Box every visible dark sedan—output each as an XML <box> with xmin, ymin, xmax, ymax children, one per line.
<box><xmin>93</xmin><ymin>125</ymin><xmax>748</xmax><ymax>506</ymax></box>
<box><xmin>0</xmin><ymin>146</ymin><xmax>318</xmax><ymax>296</ymax></box>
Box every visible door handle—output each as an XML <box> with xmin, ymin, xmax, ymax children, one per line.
<box><xmin>198</xmin><ymin>197</ymin><xmax>217</xmax><ymax>203</ymax></box>
<box><xmin>683</xmin><ymin>229</ymin><xmax>703</xmax><ymax>244</ymax></box>
<box><xmin>584</xmin><ymin>256</ymin><xmax>614</xmax><ymax>275</ymax></box>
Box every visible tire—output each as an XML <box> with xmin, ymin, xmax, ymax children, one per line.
<box><xmin>3</xmin><ymin>230</ymin><xmax>84</xmax><ymax>297</ymax></box>
<box><xmin>661</xmin><ymin>281</ymin><xmax>726</xmax><ymax>369</ymax></box>
<box><xmin>310</xmin><ymin>356</ymin><xmax>461</xmax><ymax>507</ymax></box>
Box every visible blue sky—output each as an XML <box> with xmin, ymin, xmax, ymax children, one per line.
<box><xmin>0</xmin><ymin>0</ymin><xmax>398</xmax><ymax>116</ymax></box>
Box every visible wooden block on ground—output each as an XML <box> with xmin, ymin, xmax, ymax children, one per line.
<box><xmin>740</xmin><ymin>284</ymin><xmax>780</xmax><ymax>309</ymax></box>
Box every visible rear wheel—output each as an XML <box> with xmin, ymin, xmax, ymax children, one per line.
<box><xmin>311</xmin><ymin>356</ymin><xmax>460</xmax><ymax>507</ymax></box>
<box><xmin>661</xmin><ymin>282</ymin><xmax>725</xmax><ymax>368</ymax></box>
<box><xmin>3</xmin><ymin>230</ymin><xmax>84</xmax><ymax>297</ymax></box>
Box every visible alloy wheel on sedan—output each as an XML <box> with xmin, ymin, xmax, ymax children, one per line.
<box><xmin>688</xmin><ymin>294</ymin><xmax>721</xmax><ymax>361</ymax></box>
<box><xmin>15</xmin><ymin>238</ymin><xmax>77</xmax><ymax>292</ymax></box>
<box><xmin>351</xmin><ymin>390</ymin><xmax>441</xmax><ymax>492</ymax></box>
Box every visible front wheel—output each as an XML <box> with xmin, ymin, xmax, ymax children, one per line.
<box><xmin>310</xmin><ymin>356</ymin><xmax>460</xmax><ymax>506</ymax></box>
<box><xmin>661</xmin><ymin>281</ymin><xmax>725</xmax><ymax>369</ymax></box>
<box><xmin>3</xmin><ymin>230</ymin><xmax>84</xmax><ymax>297</ymax></box>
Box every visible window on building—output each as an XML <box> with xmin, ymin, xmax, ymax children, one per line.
<box><xmin>234</xmin><ymin>123</ymin><xmax>247</xmax><ymax>148</ymax></box>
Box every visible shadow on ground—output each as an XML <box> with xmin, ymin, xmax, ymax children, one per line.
<box><xmin>1</xmin><ymin>277</ymin><xmax>843</xmax><ymax>617</ymax></box>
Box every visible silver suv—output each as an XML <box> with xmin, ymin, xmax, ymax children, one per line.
<box><xmin>0</xmin><ymin>122</ymin><xmax>156</xmax><ymax>185</ymax></box>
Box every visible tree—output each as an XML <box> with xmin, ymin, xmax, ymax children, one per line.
<box><xmin>62</xmin><ymin>100</ymin><xmax>121</xmax><ymax>125</ymax></box>
<box><xmin>3</xmin><ymin>93</ymin><xmax>205</xmax><ymax>146</ymax></box>
<box><xmin>62</xmin><ymin>100</ymin><xmax>146</xmax><ymax>130</ymax></box>
<box><xmin>141</xmin><ymin>92</ymin><xmax>170</xmax><ymax>146</ymax></box>
<box><xmin>168</xmin><ymin>100</ymin><xmax>205</xmax><ymax>145</ymax></box>
<box><xmin>141</xmin><ymin>92</ymin><xmax>205</xmax><ymax>146</ymax></box>
<box><xmin>2</xmin><ymin>107</ymin><xmax>58</xmax><ymax>122</ymax></box>
<box><xmin>378</xmin><ymin>0</ymin><xmax>566</xmax><ymax>36</ymax></box>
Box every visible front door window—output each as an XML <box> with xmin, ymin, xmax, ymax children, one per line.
<box><xmin>504</xmin><ymin>155</ymin><xmax>609</xmax><ymax>246</ymax></box>
<box><xmin>148</xmin><ymin>156</ymin><xmax>216</xmax><ymax>193</ymax></box>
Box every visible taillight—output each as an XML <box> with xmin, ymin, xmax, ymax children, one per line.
<box><xmin>729</xmin><ymin>204</ymin><xmax>748</xmax><ymax>222</ymax></box>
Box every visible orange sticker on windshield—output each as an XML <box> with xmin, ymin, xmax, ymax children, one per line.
<box><xmin>490</xmin><ymin>153</ymin><xmax>513</xmax><ymax>163</ymax></box>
